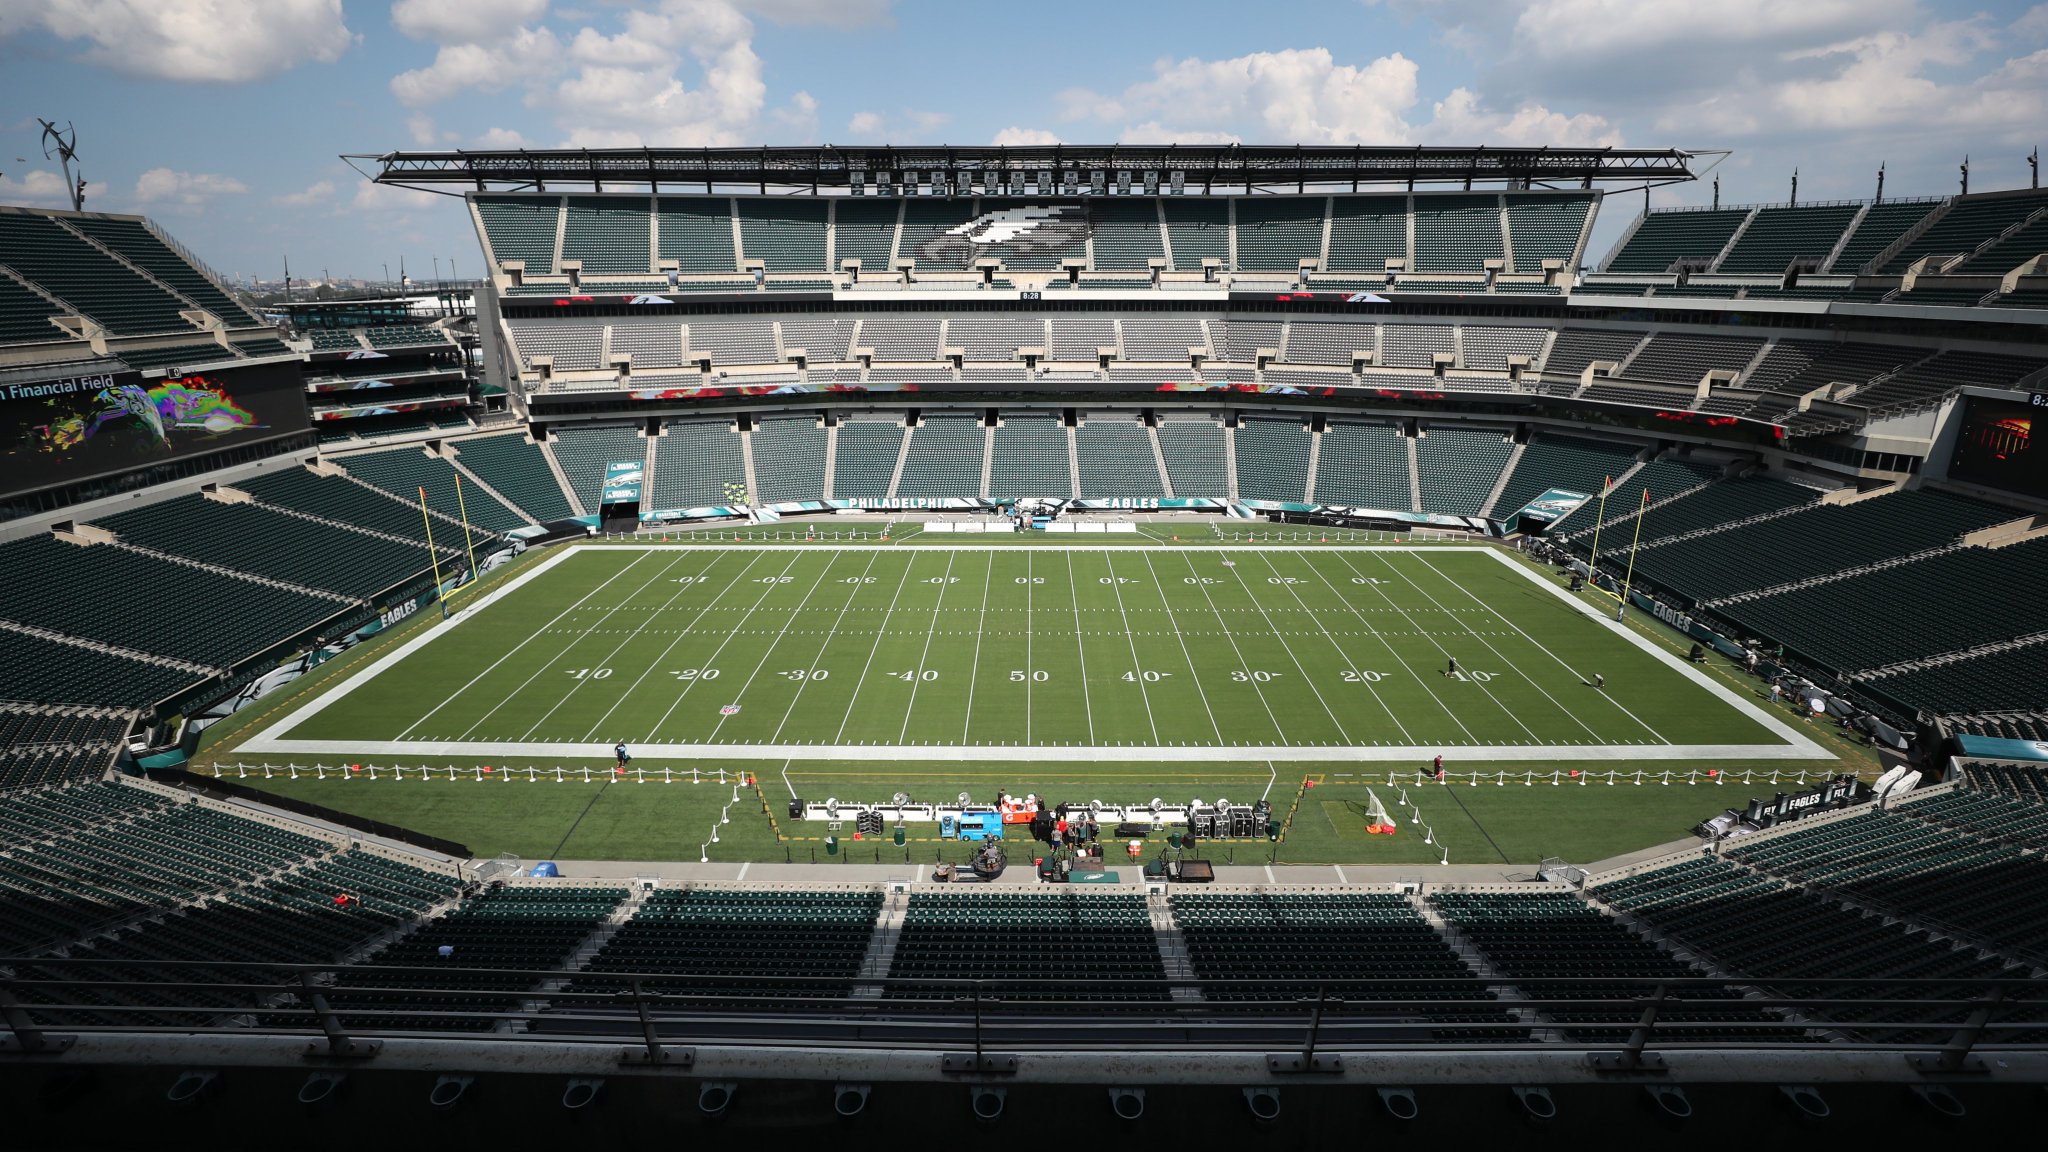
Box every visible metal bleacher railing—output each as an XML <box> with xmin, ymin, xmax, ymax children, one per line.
<box><xmin>2</xmin><ymin>961</ymin><xmax>2041</xmax><ymax>1070</ymax></box>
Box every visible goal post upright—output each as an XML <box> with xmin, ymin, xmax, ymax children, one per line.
<box><xmin>1616</xmin><ymin>487</ymin><xmax>1650</xmax><ymax>621</ymax></box>
<box><xmin>1586</xmin><ymin>475</ymin><xmax>1613</xmax><ymax>572</ymax></box>
<box><xmin>452</xmin><ymin>471</ymin><xmax>482</xmax><ymax>594</ymax></box>
<box><xmin>418</xmin><ymin>485</ymin><xmax>449</xmax><ymax>621</ymax></box>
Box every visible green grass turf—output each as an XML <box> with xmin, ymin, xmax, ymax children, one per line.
<box><xmin>223</xmin><ymin>756</ymin><xmax>1839</xmax><ymax>866</ymax></box>
<box><xmin>276</xmin><ymin>542</ymin><xmax>1782</xmax><ymax>752</ymax></box>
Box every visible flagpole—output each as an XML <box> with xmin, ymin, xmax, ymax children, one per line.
<box><xmin>419</xmin><ymin>486</ymin><xmax>449</xmax><ymax>621</ymax></box>
<box><xmin>1617</xmin><ymin>487</ymin><xmax>1651</xmax><ymax>622</ymax></box>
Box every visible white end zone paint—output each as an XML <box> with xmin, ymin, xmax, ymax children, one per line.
<box><xmin>244</xmin><ymin>543</ymin><xmax>1831</xmax><ymax>763</ymax></box>
<box><xmin>261</xmin><ymin>543</ymin><xmax>590</xmax><ymax>739</ymax></box>
<box><xmin>1482</xmin><ymin>548</ymin><xmax>1826</xmax><ymax>756</ymax></box>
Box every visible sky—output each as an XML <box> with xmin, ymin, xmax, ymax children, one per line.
<box><xmin>1</xmin><ymin>0</ymin><xmax>2043</xmax><ymax>283</ymax></box>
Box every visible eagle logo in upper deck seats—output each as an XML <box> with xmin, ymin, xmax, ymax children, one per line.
<box><xmin>915</xmin><ymin>205</ymin><xmax>1091</xmax><ymax>269</ymax></box>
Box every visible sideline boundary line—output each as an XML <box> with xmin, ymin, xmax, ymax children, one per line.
<box><xmin>253</xmin><ymin>543</ymin><xmax>1829</xmax><ymax>763</ymax></box>
<box><xmin>233</xmin><ymin>737</ymin><xmax>1832</xmax><ymax>762</ymax></box>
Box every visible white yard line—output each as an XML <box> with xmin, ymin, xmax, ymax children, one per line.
<box><xmin>701</xmin><ymin>550</ymin><xmax>854</xmax><ymax>743</ymax></box>
<box><xmin>259</xmin><ymin>542</ymin><xmax>1824</xmax><ymax>763</ymax></box>
<box><xmin>1210</xmin><ymin>553</ymin><xmax>1357</xmax><ymax>743</ymax></box>
<box><xmin>1482</xmin><ymin>547</ymin><xmax>1821</xmax><ymax>750</ymax></box>
<box><xmin>514</xmin><ymin>552</ymin><xmax>733</xmax><ymax>740</ymax></box>
<box><xmin>467</xmin><ymin>552</ymin><xmax>696</xmax><ymax>741</ymax></box>
<box><xmin>580</xmin><ymin>553</ymin><xmax>765</xmax><ymax>740</ymax></box>
<box><xmin>897</xmin><ymin>552</ymin><xmax>959</xmax><ymax>743</ymax></box>
<box><xmin>1250</xmin><ymin>552</ymin><xmax>1409</xmax><ymax>742</ymax></box>
<box><xmin>240</xmin><ymin>737</ymin><xmax>1836</xmax><ymax>762</ymax></box>
<box><xmin>391</xmin><ymin>550</ymin><xmax>654</xmax><ymax>740</ymax></box>
<box><xmin>1024</xmin><ymin>553</ymin><xmax>1034</xmax><ymax>743</ymax></box>
<box><xmin>1294</xmin><ymin>552</ymin><xmax>1474</xmax><ymax>742</ymax></box>
<box><xmin>1172</xmin><ymin>552</ymin><xmax>1295</xmax><ymax>743</ymax></box>
<box><xmin>1363</xmin><ymin>550</ymin><xmax>1610</xmax><ymax>744</ymax></box>
<box><xmin>765</xmin><ymin>551</ymin><xmax>889</xmax><ymax>745</ymax></box>
<box><xmin>958</xmin><ymin>551</ymin><xmax>994</xmax><ymax>744</ymax></box>
<box><xmin>1065</xmin><ymin>551</ymin><xmax>1097</xmax><ymax>745</ymax></box>
<box><xmin>1102</xmin><ymin>552</ymin><xmax>1160</xmax><ymax>743</ymax></box>
<box><xmin>1412</xmin><ymin>551</ymin><xmax>1665</xmax><ymax>743</ymax></box>
<box><xmin>1328</xmin><ymin>550</ymin><xmax>1542</xmax><ymax>742</ymax></box>
<box><xmin>640</xmin><ymin>551</ymin><xmax>813</xmax><ymax>740</ymax></box>
<box><xmin>1137</xmin><ymin>552</ymin><xmax>1227</xmax><ymax>744</ymax></box>
<box><xmin>829</xmin><ymin>554</ymin><xmax>922</xmax><ymax>743</ymax></box>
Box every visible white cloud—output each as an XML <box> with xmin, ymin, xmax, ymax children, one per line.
<box><xmin>1769</xmin><ymin>19</ymin><xmax>2005</xmax><ymax>132</ymax></box>
<box><xmin>350</xmin><ymin>180</ymin><xmax>437</xmax><ymax>214</ymax></box>
<box><xmin>1065</xmin><ymin>49</ymin><xmax>1423</xmax><ymax>144</ymax></box>
<box><xmin>543</xmin><ymin>2</ymin><xmax>768</xmax><ymax>147</ymax></box>
<box><xmin>733</xmin><ymin>0</ymin><xmax>893</xmax><ymax>28</ymax></box>
<box><xmin>274</xmin><ymin>180</ymin><xmax>335</xmax><ymax>206</ymax></box>
<box><xmin>1422</xmin><ymin>88</ymin><xmax>1623</xmax><ymax>146</ymax></box>
<box><xmin>0</xmin><ymin>168</ymin><xmax>76</xmax><ymax>208</ymax></box>
<box><xmin>768</xmin><ymin>91</ymin><xmax>820</xmax><ymax>140</ymax></box>
<box><xmin>991</xmin><ymin>127</ymin><xmax>1061</xmax><ymax>146</ymax></box>
<box><xmin>842</xmin><ymin>108</ymin><xmax>949</xmax><ymax>141</ymax></box>
<box><xmin>133</xmin><ymin>168</ymin><xmax>249</xmax><ymax>211</ymax></box>
<box><xmin>390</xmin><ymin>25</ymin><xmax>564</xmax><ymax>107</ymax></box>
<box><xmin>1116</xmin><ymin>123</ymin><xmax>1242</xmax><ymax>146</ymax></box>
<box><xmin>2017</xmin><ymin>4</ymin><xmax>2048</xmax><ymax>41</ymax></box>
<box><xmin>1064</xmin><ymin>45</ymin><xmax>1611</xmax><ymax>149</ymax></box>
<box><xmin>382</xmin><ymin>0</ymin><xmax>804</xmax><ymax>149</ymax></box>
<box><xmin>472</xmin><ymin>127</ymin><xmax>534</xmax><ymax>149</ymax></box>
<box><xmin>406</xmin><ymin>113</ymin><xmax>440</xmax><ymax>147</ymax></box>
<box><xmin>390</xmin><ymin>0</ymin><xmax>550</xmax><ymax>45</ymax></box>
<box><xmin>10</xmin><ymin>0</ymin><xmax>353</xmax><ymax>83</ymax></box>
<box><xmin>1508</xmin><ymin>0</ymin><xmax>1908</xmax><ymax>61</ymax></box>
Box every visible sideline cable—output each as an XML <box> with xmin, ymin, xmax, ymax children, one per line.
<box><xmin>550</xmin><ymin>778</ymin><xmax>613</xmax><ymax>860</ymax></box>
<box><xmin>1436</xmin><ymin>776</ymin><xmax>1511</xmax><ymax>864</ymax></box>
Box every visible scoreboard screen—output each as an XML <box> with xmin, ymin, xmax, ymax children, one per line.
<box><xmin>0</xmin><ymin>360</ymin><xmax>311</xmax><ymax>500</ymax></box>
<box><xmin>1947</xmin><ymin>394</ymin><xmax>2048</xmax><ymax>500</ymax></box>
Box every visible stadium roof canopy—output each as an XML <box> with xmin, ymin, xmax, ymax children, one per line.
<box><xmin>350</xmin><ymin>144</ymin><xmax>1703</xmax><ymax>196</ymax></box>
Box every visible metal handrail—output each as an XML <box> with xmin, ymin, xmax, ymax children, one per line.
<box><xmin>3</xmin><ymin>960</ymin><xmax>2042</xmax><ymax>1059</ymax></box>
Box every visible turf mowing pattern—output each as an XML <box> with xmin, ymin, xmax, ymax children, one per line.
<box><xmin>249</xmin><ymin>543</ymin><xmax>1816</xmax><ymax>763</ymax></box>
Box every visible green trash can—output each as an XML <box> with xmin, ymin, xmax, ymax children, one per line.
<box><xmin>825</xmin><ymin>835</ymin><xmax>838</xmax><ymax>857</ymax></box>
<box><xmin>1166</xmin><ymin>832</ymin><xmax>1182</xmax><ymax>849</ymax></box>
<box><xmin>1268</xmin><ymin>823</ymin><xmax>1281</xmax><ymax>842</ymax></box>
<box><xmin>893</xmin><ymin>825</ymin><xmax>906</xmax><ymax>847</ymax></box>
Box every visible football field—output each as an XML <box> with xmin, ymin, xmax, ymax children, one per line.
<box><xmin>245</xmin><ymin>541</ymin><xmax>1823</xmax><ymax>764</ymax></box>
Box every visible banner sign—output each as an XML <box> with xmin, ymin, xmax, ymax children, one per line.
<box><xmin>1235</xmin><ymin>499</ymin><xmax>1321</xmax><ymax>514</ymax></box>
<box><xmin>830</xmin><ymin>496</ymin><xmax>995</xmax><ymax>511</ymax></box>
<box><xmin>1954</xmin><ymin>734</ymin><xmax>2048</xmax><ymax>764</ymax></box>
<box><xmin>312</xmin><ymin>396</ymin><xmax>467</xmax><ymax>420</ymax></box>
<box><xmin>1513</xmin><ymin>488</ymin><xmax>1593</xmax><ymax>526</ymax></box>
<box><xmin>599</xmin><ymin>460</ymin><xmax>644</xmax><ymax>508</ymax></box>
<box><xmin>1754</xmin><ymin>777</ymin><xmax>1866</xmax><ymax>824</ymax></box>
<box><xmin>641</xmin><ymin>503</ymin><xmax>744</xmax><ymax>524</ymax></box>
<box><xmin>1067</xmin><ymin>498</ymin><xmax>1227</xmax><ymax>511</ymax></box>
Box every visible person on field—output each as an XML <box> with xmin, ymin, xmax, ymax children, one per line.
<box><xmin>1444</xmin><ymin>655</ymin><xmax>1458</xmax><ymax>677</ymax></box>
<box><xmin>1433</xmin><ymin>754</ymin><xmax>1445</xmax><ymax>781</ymax></box>
<box><xmin>614</xmin><ymin>742</ymin><xmax>630</xmax><ymax>770</ymax></box>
